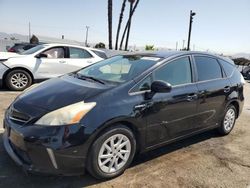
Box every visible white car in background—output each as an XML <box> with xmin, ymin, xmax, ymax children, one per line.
<box><xmin>0</xmin><ymin>43</ymin><xmax>107</xmax><ymax>91</ymax></box>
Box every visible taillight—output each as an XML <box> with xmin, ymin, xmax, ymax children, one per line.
<box><xmin>8</xmin><ymin>48</ymin><xmax>15</xmax><ymax>52</ymax></box>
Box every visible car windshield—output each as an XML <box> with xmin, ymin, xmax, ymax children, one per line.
<box><xmin>77</xmin><ymin>55</ymin><xmax>161</xmax><ymax>83</ymax></box>
<box><xmin>21</xmin><ymin>45</ymin><xmax>45</xmax><ymax>55</ymax></box>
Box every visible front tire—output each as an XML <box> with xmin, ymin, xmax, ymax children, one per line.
<box><xmin>5</xmin><ymin>69</ymin><xmax>32</xmax><ymax>91</ymax></box>
<box><xmin>87</xmin><ymin>125</ymin><xmax>136</xmax><ymax>180</ymax></box>
<box><xmin>218</xmin><ymin>105</ymin><xmax>237</xmax><ymax>135</ymax></box>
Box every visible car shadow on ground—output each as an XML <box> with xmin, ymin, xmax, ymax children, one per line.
<box><xmin>0</xmin><ymin>88</ymin><xmax>16</xmax><ymax>92</ymax></box>
<box><xmin>0</xmin><ymin>130</ymin><xmax>220</xmax><ymax>188</ymax></box>
<box><xmin>132</xmin><ymin>129</ymin><xmax>219</xmax><ymax>166</ymax></box>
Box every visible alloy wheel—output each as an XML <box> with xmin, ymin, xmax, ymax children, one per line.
<box><xmin>98</xmin><ymin>134</ymin><xmax>131</xmax><ymax>173</ymax></box>
<box><xmin>223</xmin><ymin>108</ymin><xmax>235</xmax><ymax>132</ymax></box>
<box><xmin>10</xmin><ymin>73</ymin><xmax>29</xmax><ymax>89</ymax></box>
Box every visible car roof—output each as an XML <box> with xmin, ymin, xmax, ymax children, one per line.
<box><xmin>123</xmin><ymin>50</ymin><xmax>234</xmax><ymax>64</ymax></box>
<box><xmin>127</xmin><ymin>50</ymin><xmax>219</xmax><ymax>58</ymax></box>
<box><xmin>42</xmin><ymin>43</ymin><xmax>104</xmax><ymax>52</ymax></box>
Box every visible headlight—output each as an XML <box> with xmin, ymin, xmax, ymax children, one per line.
<box><xmin>34</xmin><ymin>101</ymin><xmax>96</xmax><ymax>126</ymax></box>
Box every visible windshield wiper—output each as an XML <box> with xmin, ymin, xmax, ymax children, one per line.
<box><xmin>75</xmin><ymin>73</ymin><xmax>105</xmax><ymax>85</ymax></box>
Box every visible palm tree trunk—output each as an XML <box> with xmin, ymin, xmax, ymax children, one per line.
<box><xmin>124</xmin><ymin>1</ymin><xmax>133</xmax><ymax>51</ymax></box>
<box><xmin>108</xmin><ymin>0</ymin><xmax>113</xmax><ymax>49</ymax></box>
<box><xmin>115</xmin><ymin>0</ymin><xmax>127</xmax><ymax>50</ymax></box>
<box><xmin>119</xmin><ymin>0</ymin><xmax>140</xmax><ymax>50</ymax></box>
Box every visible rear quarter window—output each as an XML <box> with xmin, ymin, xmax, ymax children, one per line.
<box><xmin>218</xmin><ymin>59</ymin><xmax>235</xmax><ymax>77</ymax></box>
<box><xmin>91</xmin><ymin>50</ymin><xmax>108</xmax><ymax>59</ymax></box>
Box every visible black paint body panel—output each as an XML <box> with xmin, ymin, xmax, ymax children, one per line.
<box><xmin>3</xmin><ymin>52</ymin><xmax>244</xmax><ymax>175</ymax></box>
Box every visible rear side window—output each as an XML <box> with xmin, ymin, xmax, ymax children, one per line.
<box><xmin>91</xmin><ymin>50</ymin><xmax>107</xmax><ymax>59</ymax></box>
<box><xmin>218</xmin><ymin>59</ymin><xmax>235</xmax><ymax>77</ymax></box>
<box><xmin>194</xmin><ymin>56</ymin><xmax>222</xmax><ymax>81</ymax></box>
<box><xmin>154</xmin><ymin>57</ymin><xmax>192</xmax><ymax>86</ymax></box>
<box><xmin>69</xmin><ymin>47</ymin><xmax>93</xmax><ymax>59</ymax></box>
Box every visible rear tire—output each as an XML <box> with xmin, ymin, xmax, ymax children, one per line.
<box><xmin>5</xmin><ymin>69</ymin><xmax>32</xmax><ymax>91</ymax></box>
<box><xmin>87</xmin><ymin>125</ymin><xmax>136</xmax><ymax>180</ymax></box>
<box><xmin>218</xmin><ymin>105</ymin><xmax>237</xmax><ymax>135</ymax></box>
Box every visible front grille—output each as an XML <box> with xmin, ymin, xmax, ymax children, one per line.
<box><xmin>9</xmin><ymin>141</ymin><xmax>31</xmax><ymax>165</ymax></box>
<box><xmin>9</xmin><ymin>107</ymin><xmax>30</xmax><ymax>124</ymax></box>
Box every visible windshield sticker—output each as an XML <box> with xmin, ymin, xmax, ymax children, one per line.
<box><xmin>141</xmin><ymin>57</ymin><xmax>161</xmax><ymax>61</ymax></box>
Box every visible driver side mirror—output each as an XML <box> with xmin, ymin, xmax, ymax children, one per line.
<box><xmin>151</xmin><ymin>80</ymin><xmax>172</xmax><ymax>93</ymax></box>
<box><xmin>36</xmin><ymin>53</ymin><xmax>48</xmax><ymax>58</ymax></box>
<box><xmin>145</xmin><ymin>80</ymin><xmax>172</xmax><ymax>100</ymax></box>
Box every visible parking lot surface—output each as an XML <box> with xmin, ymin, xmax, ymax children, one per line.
<box><xmin>0</xmin><ymin>82</ymin><xmax>250</xmax><ymax>188</ymax></box>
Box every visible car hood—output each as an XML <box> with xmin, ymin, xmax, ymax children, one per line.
<box><xmin>0</xmin><ymin>52</ymin><xmax>21</xmax><ymax>60</ymax></box>
<box><xmin>16</xmin><ymin>75</ymin><xmax>114</xmax><ymax>112</ymax></box>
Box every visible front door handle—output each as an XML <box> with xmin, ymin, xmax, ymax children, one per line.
<box><xmin>224</xmin><ymin>86</ymin><xmax>231</xmax><ymax>93</ymax></box>
<box><xmin>59</xmin><ymin>60</ymin><xmax>66</xmax><ymax>63</ymax></box>
<box><xmin>134</xmin><ymin>104</ymin><xmax>147</xmax><ymax>110</ymax></box>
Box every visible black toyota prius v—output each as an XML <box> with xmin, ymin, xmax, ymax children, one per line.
<box><xmin>3</xmin><ymin>51</ymin><xmax>244</xmax><ymax>179</ymax></box>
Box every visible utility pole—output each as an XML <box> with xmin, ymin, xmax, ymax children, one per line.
<box><xmin>176</xmin><ymin>41</ymin><xmax>178</xmax><ymax>50</ymax></box>
<box><xmin>187</xmin><ymin>10</ymin><xmax>196</xmax><ymax>51</ymax></box>
<box><xmin>85</xmin><ymin>26</ymin><xmax>90</xmax><ymax>47</ymax></box>
<box><xmin>28</xmin><ymin>22</ymin><xmax>31</xmax><ymax>42</ymax></box>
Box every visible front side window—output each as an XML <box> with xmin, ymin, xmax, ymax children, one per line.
<box><xmin>154</xmin><ymin>57</ymin><xmax>192</xmax><ymax>86</ymax></box>
<box><xmin>131</xmin><ymin>76</ymin><xmax>152</xmax><ymax>92</ymax></box>
<box><xmin>43</xmin><ymin>47</ymin><xmax>65</xmax><ymax>59</ymax></box>
<box><xmin>195</xmin><ymin>56</ymin><xmax>222</xmax><ymax>81</ymax></box>
<box><xmin>77</xmin><ymin>55</ymin><xmax>160</xmax><ymax>83</ymax></box>
<box><xmin>69</xmin><ymin>47</ymin><xmax>92</xmax><ymax>59</ymax></box>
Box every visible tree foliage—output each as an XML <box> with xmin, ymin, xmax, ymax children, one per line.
<box><xmin>145</xmin><ymin>45</ymin><xmax>154</xmax><ymax>51</ymax></box>
<box><xmin>95</xmin><ymin>42</ymin><xmax>106</xmax><ymax>49</ymax></box>
<box><xmin>30</xmin><ymin>35</ymin><xmax>39</xmax><ymax>44</ymax></box>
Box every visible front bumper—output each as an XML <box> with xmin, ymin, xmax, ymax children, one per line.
<box><xmin>3</xmin><ymin>118</ymin><xmax>89</xmax><ymax>176</ymax></box>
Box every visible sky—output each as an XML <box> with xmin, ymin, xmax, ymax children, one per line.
<box><xmin>0</xmin><ymin>0</ymin><xmax>249</xmax><ymax>54</ymax></box>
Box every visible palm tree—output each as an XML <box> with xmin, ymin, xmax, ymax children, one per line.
<box><xmin>124</xmin><ymin>0</ymin><xmax>135</xmax><ymax>51</ymax></box>
<box><xmin>119</xmin><ymin>0</ymin><xmax>140</xmax><ymax>50</ymax></box>
<box><xmin>108</xmin><ymin>0</ymin><xmax>113</xmax><ymax>49</ymax></box>
<box><xmin>115</xmin><ymin>0</ymin><xmax>127</xmax><ymax>50</ymax></box>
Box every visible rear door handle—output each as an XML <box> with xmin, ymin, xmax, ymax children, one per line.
<box><xmin>224</xmin><ymin>86</ymin><xmax>231</xmax><ymax>93</ymax></box>
<box><xmin>59</xmin><ymin>60</ymin><xmax>66</xmax><ymax>63</ymax></box>
<box><xmin>187</xmin><ymin>94</ymin><xmax>198</xmax><ymax>102</ymax></box>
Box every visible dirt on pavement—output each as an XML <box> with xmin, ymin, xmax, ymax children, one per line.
<box><xmin>0</xmin><ymin>82</ymin><xmax>250</xmax><ymax>188</ymax></box>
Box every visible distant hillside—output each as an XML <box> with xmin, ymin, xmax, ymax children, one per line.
<box><xmin>0</xmin><ymin>32</ymin><xmax>92</xmax><ymax>46</ymax></box>
<box><xmin>0</xmin><ymin>32</ymin><xmax>249</xmax><ymax>58</ymax></box>
<box><xmin>231</xmin><ymin>53</ymin><xmax>250</xmax><ymax>59</ymax></box>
